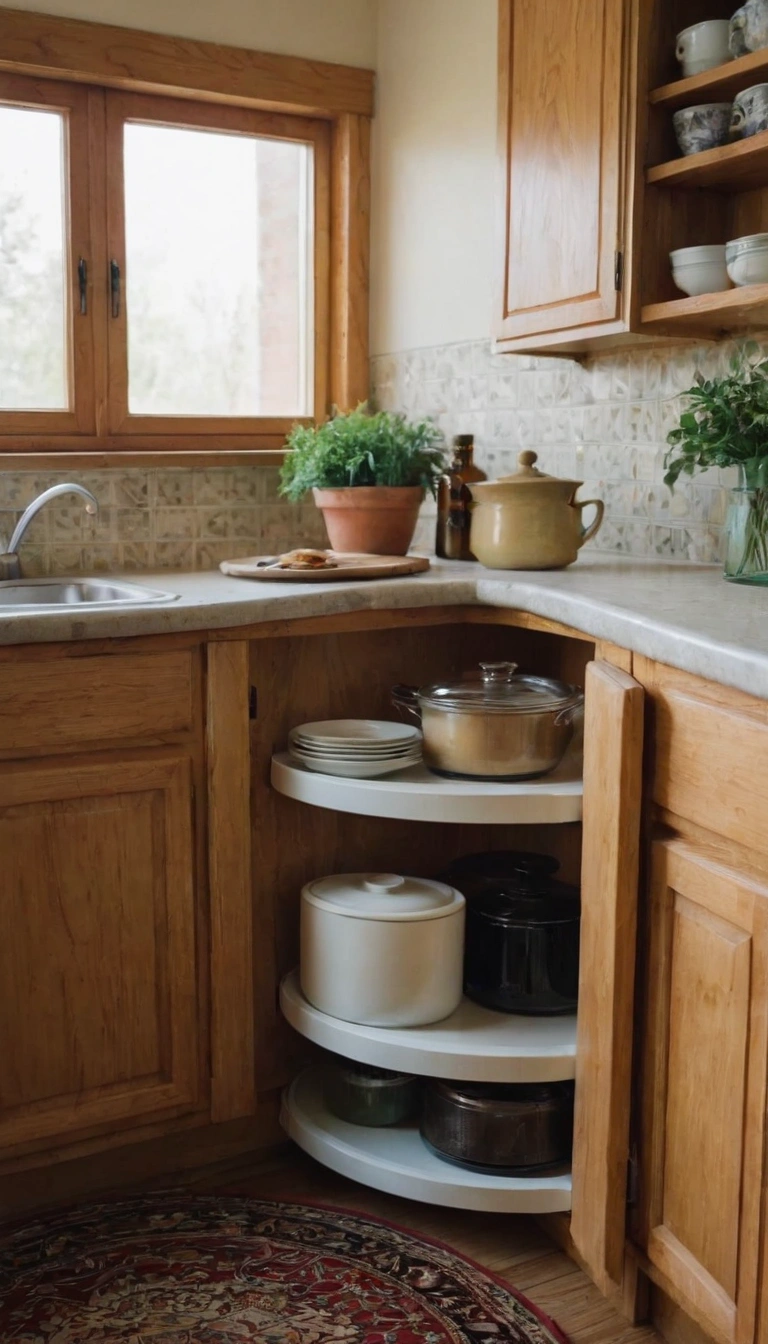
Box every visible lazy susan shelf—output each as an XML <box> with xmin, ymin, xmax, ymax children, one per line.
<box><xmin>280</xmin><ymin>971</ymin><xmax>576</xmax><ymax>1083</ymax></box>
<box><xmin>270</xmin><ymin>752</ymin><xmax>583</xmax><ymax>825</ymax></box>
<box><xmin>281</xmin><ymin>1067</ymin><xmax>573</xmax><ymax>1214</ymax></box>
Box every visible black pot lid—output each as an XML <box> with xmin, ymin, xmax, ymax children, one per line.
<box><xmin>466</xmin><ymin>881</ymin><xmax>580</xmax><ymax>925</ymax></box>
<box><xmin>427</xmin><ymin>1079</ymin><xmax>574</xmax><ymax>1106</ymax></box>
<box><xmin>446</xmin><ymin>850</ymin><xmax>560</xmax><ymax>882</ymax></box>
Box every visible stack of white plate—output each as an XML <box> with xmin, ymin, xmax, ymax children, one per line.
<box><xmin>288</xmin><ymin>719</ymin><xmax>422</xmax><ymax>777</ymax></box>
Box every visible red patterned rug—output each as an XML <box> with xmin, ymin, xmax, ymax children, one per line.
<box><xmin>0</xmin><ymin>1194</ymin><xmax>570</xmax><ymax>1343</ymax></box>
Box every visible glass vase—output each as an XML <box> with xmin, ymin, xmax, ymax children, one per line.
<box><xmin>724</xmin><ymin>460</ymin><xmax>768</xmax><ymax>585</ymax></box>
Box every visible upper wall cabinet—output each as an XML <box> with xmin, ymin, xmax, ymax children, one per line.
<box><xmin>496</xmin><ymin>0</ymin><xmax>628</xmax><ymax>350</ymax></box>
<box><xmin>496</xmin><ymin>0</ymin><xmax>768</xmax><ymax>354</ymax></box>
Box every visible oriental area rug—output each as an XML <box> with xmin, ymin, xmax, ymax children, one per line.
<box><xmin>0</xmin><ymin>1194</ymin><xmax>570</xmax><ymax>1344</ymax></box>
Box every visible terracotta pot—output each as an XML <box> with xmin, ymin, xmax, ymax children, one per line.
<box><xmin>313</xmin><ymin>486</ymin><xmax>424</xmax><ymax>555</ymax></box>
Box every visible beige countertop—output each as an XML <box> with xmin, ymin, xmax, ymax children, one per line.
<box><xmin>1</xmin><ymin>555</ymin><xmax>766</xmax><ymax>699</ymax></box>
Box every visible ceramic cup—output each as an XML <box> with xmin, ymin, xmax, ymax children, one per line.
<box><xmin>730</xmin><ymin>83</ymin><xmax>768</xmax><ymax>138</ymax></box>
<box><xmin>676</xmin><ymin>20</ymin><xmax>731</xmax><ymax>77</ymax></box>
<box><xmin>673</xmin><ymin>103</ymin><xmax>732</xmax><ymax>155</ymax></box>
<box><xmin>730</xmin><ymin>0</ymin><xmax>768</xmax><ymax>57</ymax></box>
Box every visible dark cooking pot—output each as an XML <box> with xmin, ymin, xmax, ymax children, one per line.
<box><xmin>421</xmin><ymin>1079</ymin><xmax>574</xmax><ymax>1173</ymax></box>
<box><xmin>445</xmin><ymin>851</ymin><xmax>580</xmax><ymax>1016</ymax></box>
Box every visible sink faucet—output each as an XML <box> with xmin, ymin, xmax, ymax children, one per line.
<box><xmin>0</xmin><ymin>483</ymin><xmax>99</xmax><ymax>580</ymax></box>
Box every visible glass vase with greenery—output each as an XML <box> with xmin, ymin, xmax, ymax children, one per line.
<box><xmin>665</xmin><ymin>342</ymin><xmax>768</xmax><ymax>584</ymax></box>
<box><xmin>279</xmin><ymin>404</ymin><xmax>445</xmax><ymax>500</ymax></box>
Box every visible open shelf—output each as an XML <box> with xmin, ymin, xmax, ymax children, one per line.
<box><xmin>270</xmin><ymin>752</ymin><xmax>583</xmax><ymax>825</ymax></box>
<box><xmin>647</xmin><ymin>128</ymin><xmax>768</xmax><ymax>191</ymax></box>
<box><xmin>641</xmin><ymin>282</ymin><xmax>768</xmax><ymax>333</ymax></box>
<box><xmin>281</xmin><ymin>1067</ymin><xmax>573</xmax><ymax>1213</ymax></box>
<box><xmin>280</xmin><ymin>970</ymin><xmax>577</xmax><ymax>1083</ymax></box>
<box><xmin>650</xmin><ymin>49</ymin><xmax>768</xmax><ymax>111</ymax></box>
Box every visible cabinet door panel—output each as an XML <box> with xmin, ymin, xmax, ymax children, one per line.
<box><xmin>0</xmin><ymin>754</ymin><xmax>201</xmax><ymax>1154</ymax></box>
<box><xmin>497</xmin><ymin>0</ymin><xmax>625</xmax><ymax>340</ymax></box>
<box><xmin>570</xmin><ymin>661</ymin><xmax>644</xmax><ymax>1293</ymax></box>
<box><xmin>638</xmin><ymin>840</ymin><xmax>768</xmax><ymax>1344</ymax></box>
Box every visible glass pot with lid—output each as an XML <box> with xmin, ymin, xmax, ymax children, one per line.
<box><xmin>392</xmin><ymin>661</ymin><xmax>583</xmax><ymax>779</ymax></box>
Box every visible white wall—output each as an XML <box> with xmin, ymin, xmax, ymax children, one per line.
<box><xmin>370</xmin><ymin>0</ymin><xmax>497</xmax><ymax>355</ymax></box>
<box><xmin>3</xmin><ymin>0</ymin><xmax>376</xmax><ymax>66</ymax></box>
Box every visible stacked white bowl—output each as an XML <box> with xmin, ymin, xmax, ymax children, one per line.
<box><xmin>670</xmin><ymin>244</ymin><xmax>731</xmax><ymax>296</ymax></box>
<box><xmin>726</xmin><ymin>233</ymin><xmax>768</xmax><ymax>286</ymax></box>
<box><xmin>288</xmin><ymin>719</ymin><xmax>423</xmax><ymax>777</ymax></box>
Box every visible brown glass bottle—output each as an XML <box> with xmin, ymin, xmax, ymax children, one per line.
<box><xmin>435</xmin><ymin>434</ymin><xmax>487</xmax><ymax>561</ymax></box>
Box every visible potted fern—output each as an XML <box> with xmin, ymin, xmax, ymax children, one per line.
<box><xmin>280</xmin><ymin>404</ymin><xmax>446</xmax><ymax>554</ymax></box>
<box><xmin>665</xmin><ymin>342</ymin><xmax>768</xmax><ymax>584</ymax></box>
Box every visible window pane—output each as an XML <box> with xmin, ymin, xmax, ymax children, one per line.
<box><xmin>123</xmin><ymin>122</ymin><xmax>313</xmax><ymax>417</ymax></box>
<box><xmin>0</xmin><ymin>105</ymin><xmax>68</xmax><ymax>411</ymax></box>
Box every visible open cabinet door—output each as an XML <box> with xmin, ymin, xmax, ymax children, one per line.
<box><xmin>570</xmin><ymin>661</ymin><xmax>644</xmax><ymax>1294</ymax></box>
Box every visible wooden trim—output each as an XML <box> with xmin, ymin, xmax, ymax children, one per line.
<box><xmin>0</xmin><ymin>7</ymin><xmax>374</xmax><ymax>119</ymax></box>
<box><xmin>330</xmin><ymin>113</ymin><xmax>371</xmax><ymax>410</ymax></box>
<box><xmin>206</xmin><ymin>641</ymin><xmax>255</xmax><ymax>1122</ymax></box>
<box><xmin>571</xmin><ymin>660</ymin><xmax>645</xmax><ymax>1293</ymax></box>
<box><xmin>0</xmin><ymin>449</ymin><xmax>286</xmax><ymax>468</ymax></box>
<box><xmin>0</xmin><ymin>13</ymin><xmax>371</xmax><ymax>457</ymax></box>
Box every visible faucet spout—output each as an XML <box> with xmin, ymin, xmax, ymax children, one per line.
<box><xmin>0</xmin><ymin>483</ymin><xmax>100</xmax><ymax>581</ymax></box>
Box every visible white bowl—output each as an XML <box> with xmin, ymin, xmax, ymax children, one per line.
<box><xmin>670</xmin><ymin>245</ymin><xmax>730</xmax><ymax>296</ymax></box>
<box><xmin>727</xmin><ymin>250</ymin><xmax>768</xmax><ymax>286</ymax></box>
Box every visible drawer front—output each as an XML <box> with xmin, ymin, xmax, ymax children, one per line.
<box><xmin>646</xmin><ymin>677</ymin><xmax>768</xmax><ymax>855</ymax></box>
<box><xmin>0</xmin><ymin>650</ymin><xmax>196</xmax><ymax>753</ymax></box>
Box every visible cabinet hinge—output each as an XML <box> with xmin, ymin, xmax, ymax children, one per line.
<box><xmin>615</xmin><ymin>249</ymin><xmax>624</xmax><ymax>292</ymax></box>
<box><xmin>627</xmin><ymin>1143</ymin><xmax>639</xmax><ymax>1208</ymax></box>
<box><xmin>249</xmin><ymin>686</ymin><xmax>258</xmax><ymax>720</ymax></box>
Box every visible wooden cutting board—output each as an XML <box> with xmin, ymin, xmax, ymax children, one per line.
<box><xmin>219</xmin><ymin>552</ymin><xmax>431</xmax><ymax>582</ymax></box>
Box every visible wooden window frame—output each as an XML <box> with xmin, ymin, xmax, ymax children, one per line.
<box><xmin>0</xmin><ymin>6</ymin><xmax>372</xmax><ymax>462</ymax></box>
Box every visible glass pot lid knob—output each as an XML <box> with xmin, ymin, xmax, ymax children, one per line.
<box><xmin>480</xmin><ymin>661</ymin><xmax>518</xmax><ymax>684</ymax></box>
<box><xmin>362</xmin><ymin>874</ymin><xmax>405</xmax><ymax>893</ymax></box>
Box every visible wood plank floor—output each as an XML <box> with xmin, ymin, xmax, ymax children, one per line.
<box><xmin>164</xmin><ymin>1146</ymin><xmax>662</xmax><ymax>1344</ymax></box>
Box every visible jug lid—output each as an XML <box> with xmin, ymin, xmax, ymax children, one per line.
<box><xmin>302</xmin><ymin>872</ymin><xmax>465</xmax><ymax>921</ymax></box>
<box><xmin>498</xmin><ymin>450</ymin><xmax>580</xmax><ymax>490</ymax></box>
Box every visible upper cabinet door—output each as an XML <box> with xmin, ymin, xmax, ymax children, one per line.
<box><xmin>496</xmin><ymin>0</ymin><xmax>627</xmax><ymax>344</ymax></box>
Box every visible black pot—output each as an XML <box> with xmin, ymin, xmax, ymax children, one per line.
<box><xmin>421</xmin><ymin>1079</ymin><xmax>574</xmax><ymax>1174</ymax></box>
<box><xmin>445</xmin><ymin>851</ymin><xmax>580</xmax><ymax>1016</ymax></box>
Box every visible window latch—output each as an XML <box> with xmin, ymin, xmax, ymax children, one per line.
<box><xmin>77</xmin><ymin>257</ymin><xmax>88</xmax><ymax>315</ymax></box>
<box><xmin>110</xmin><ymin>259</ymin><xmax>121</xmax><ymax>319</ymax></box>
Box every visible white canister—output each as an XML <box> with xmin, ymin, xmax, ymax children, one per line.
<box><xmin>300</xmin><ymin>872</ymin><xmax>465</xmax><ymax>1027</ymax></box>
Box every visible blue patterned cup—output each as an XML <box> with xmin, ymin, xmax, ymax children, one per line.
<box><xmin>730</xmin><ymin>83</ymin><xmax>768</xmax><ymax>139</ymax></box>
<box><xmin>673</xmin><ymin>103</ymin><xmax>732</xmax><ymax>156</ymax></box>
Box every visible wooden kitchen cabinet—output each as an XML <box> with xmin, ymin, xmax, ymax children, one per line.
<box><xmin>630</xmin><ymin>657</ymin><xmax>768</xmax><ymax>1344</ymax></box>
<box><xmin>496</xmin><ymin>0</ymin><xmax>629</xmax><ymax>350</ymax></box>
<box><xmin>0</xmin><ymin>751</ymin><xmax>203</xmax><ymax>1155</ymax></box>
<box><xmin>637</xmin><ymin>839</ymin><xmax>768</xmax><ymax>1344</ymax></box>
<box><xmin>0</xmin><ymin>638</ymin><xmax>265</xmax><ymax>1185</ymax></box>
<box><xmin>496</xmin><ymin>0</ymin><xmax>768</xmax><ymax>353</ymax></box>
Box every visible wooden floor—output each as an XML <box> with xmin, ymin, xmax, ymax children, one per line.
<box><xmin>163</xmin><ymin>1145</ymin><xmax>661</xmax><ymax>1344</ymax></box>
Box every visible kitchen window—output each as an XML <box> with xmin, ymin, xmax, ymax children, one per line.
<box><xmin>0</xmin><ymin>72</ymin><xmax>331</xmax><ymax>451</ymax></box>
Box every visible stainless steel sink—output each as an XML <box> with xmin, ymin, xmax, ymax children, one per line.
<box><xmin>0</xmin><ymin>578</ymin><xmax>179</xmax><ymax>611</ymax></box>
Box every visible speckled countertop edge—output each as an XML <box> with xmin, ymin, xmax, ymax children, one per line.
<box><xmin>1</xmin><ymin>555</ymin><xmax>766</xmax><ymax>700</ymax></box>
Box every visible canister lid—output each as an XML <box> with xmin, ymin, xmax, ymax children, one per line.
<box><xmin>419</xmin><ymin>661</ymin><xmax>581</xmax><ymax>715</ymax></box>
<box><xmin>467</xmin><ymin>881</ymin><xmax>580</xmax><ymax>926</ymax></box>
<box><xmin>302</xmin><ymin>872</ymin><xmax>465</xmax><ymax>921</ymax></box>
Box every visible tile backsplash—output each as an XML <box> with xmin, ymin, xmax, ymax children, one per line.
<box><xmin>371</xmin><ymin>337</ymin><xmax>748</xmax><ymax>563</ymax></box>
<box><xmin>0</xmin><ymin>466</ymin><xmax>327</xmax><ymax>576</ymax></box>
<box><xmin>0</xmin><ymin>335</ymin><xmax>753</xmax><ymax>574</ymax></box>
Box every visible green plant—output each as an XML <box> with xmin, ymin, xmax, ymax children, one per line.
<box><xmin>664</xmin><ymin>341</ymin><xmax>768</xmax><ymax>487</ymax></box>
<box><xmin>279</xmin><ymin>404</ymin><xmax>446</xmax><ymax>502</ymax></box>
<box><xmin>666</xmin><ymin>342</ymin><xmax>768</xmax><ymax>579</ymax></box>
